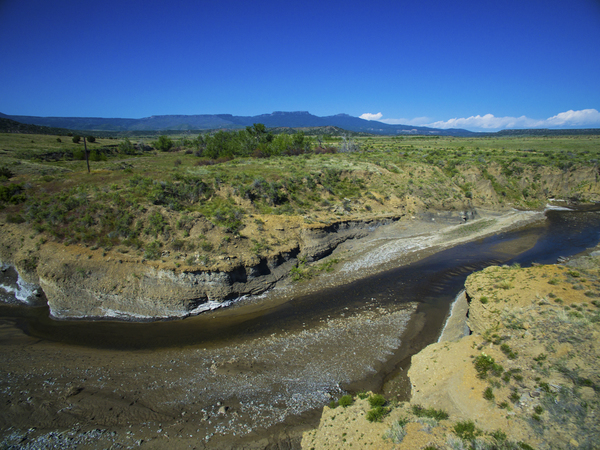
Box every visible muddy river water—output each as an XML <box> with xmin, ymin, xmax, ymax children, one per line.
<box><xmin>1</xmin><ymin>208</ymin><xmax>599</xmax><ymax>448</ymax></box>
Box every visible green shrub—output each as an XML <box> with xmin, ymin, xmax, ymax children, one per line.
<box><xmin>368</xmin><ymin>394</ymin><xmax>386</xmax><ymax>408</ymax></box>
<box><xmin>484</xmin><ymin>387</ymin><xmax>495</xmax><ymax>401</ymax></box>
<box><xmin>480</xmin><ymin>296</ymin><xmax>488</xmax><ymax>304</ymax></box>
<box><xmin>338</xmin><ymin>395</ymin><xmax>353</xmax><ymax>408</ymax></box>
<box><xmin>171</xmin><ymin>239</ymin><xmax>186</xmax><ymax>251</ymax></box>
<box><xmin>6</xmin><ymin>213</ymin><xmax>25</xmax><ymax>223</ymax></box>
<box><xmin>20</xmin><ymin>256</ymin><xmax>39</xmax><ymax>272</ymax></box>
<box><xmin>154</xmin><ymin>135</ymin><xmax>174</xmax><ymax>152</ymax></box>
<box><xmin>474</xmin><ymin>353</ymin><xmax>498</xmax><ymax>378</ymax></box>
<box><xmin>500</xmin><ymin>343</ymin><xmax>518</xmax><ymax>359</ymax></box>
<box><xmin>118</xmin><ymin>138</ymin><xmax>136</xmax><ymax>154</ymax></box>
<box><xmin>453</xmin><ymin>420</ymin><xmax>478</xmax><ymax>440</ymax></box>
<box><xmin>144</xmin><ymin>240</ymin><xmax>162</xmax><ymax>260</ymax></box>
<box><xmin>0</xmin><ymin>166</ymin><xmax>13</xmax><ymax>179</ymax></box>
<box><xmin>200</xmin><ymin>241</ymin><xmax>213</xmax><ymax>252</ymax></box>
<box><xmin>411</xmin><ymin>404</ymin><xmax>449</xmax><ymax>421</ymax></box>
<box><xmin>366</xmin><ymin>406</ymin><xmax>388</xmax><ymax>422</ymax></box>
<box><xmin>146</xmin><ymin>211</ymin><xmax>166</xmax><ymax>237</ymax></box>
<box><xmin>491</xmin><ymin>430</ymin><xmax>507</xmax><ymax>441</ymax></box>
<box><xmin>0</xmin><ymin>183</ymin><xmax>26</xmax><ymax>204</ymax></box>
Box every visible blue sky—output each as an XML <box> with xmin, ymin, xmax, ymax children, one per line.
<box><xmin>1</xmin><ymin>0</ymin><xmax>599</xmax><ymax>131</ymax></box>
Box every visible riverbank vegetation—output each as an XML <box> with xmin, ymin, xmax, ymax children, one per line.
<box><xmin>0</xmin><ymin>129</ymin><xmax>599</xmax><ymax>270</ymax></box>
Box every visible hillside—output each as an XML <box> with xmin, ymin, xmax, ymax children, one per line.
<box><xmin>0</xmin><ymin>117</ymin><xmax>72</xmax><ymax>135</ymax></box>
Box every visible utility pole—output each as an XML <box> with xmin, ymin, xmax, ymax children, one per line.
<box><xmin>83</xmin><ymin>136</ymin><xmax>90</xmax><ymax>173</ymax></box>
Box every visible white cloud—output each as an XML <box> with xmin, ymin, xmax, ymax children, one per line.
<box><xmin>381</xmin><ymin>116</ymin><xmax>431</xmax><ymax>126</ymax></box>
<box><xmin>426</xmin><ymin>114</ymin><xmax>538</xmax><ymax>130</ymax></box>
<box><xmin>544</xmin><ymin>109</ymin><xmax>600</xmax><ymax>127</ymax></box>
<box><xmin>425</xmin><ymin>109</ymin><xmax>600</xmax><ymax>131</ymax></box>
<box><xmin>360</xmin><ymin>109</ymin><xmax>600</xmax><ymax>131</ymax></box>
<box><xmin>359</xmin><ymin>112</ymin><xmax>383</xmax><ymax>121</ymax></box>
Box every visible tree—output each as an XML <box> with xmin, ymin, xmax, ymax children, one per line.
<box><xmin>86</xmin><ymin>135</ymin><xmax>96</xmax><ymax>143</ymax></box>
<box><xmin>72</xmin><ymin>135</ymin><xmax>81</xmax><ymax>144</ymax></box>
<box><xmin>118</xmin><ymin>137</ymin><xmax>135</xmax><ymax>154</ymax></box>
<box><xmin>154</xmin><ymin>135</ymin><xmax>174</xmax><ymax>152</ymax></box>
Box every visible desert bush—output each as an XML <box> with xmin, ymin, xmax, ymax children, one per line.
<box><xmin>368</xmin><ymin>394</ymin><xmax>386</xmax><ymax>408</ymax></box>
<box><xmin>144</xmin><ymin>240</ymin><xmax>162</xmax><ymax>260</ymax></box>
<box><xmin>0</xmin><ymin>183</ymin><xmax>26</xmax><ymax>204</ymax></box>
<box><xmin>484</xmin><ymin>387</ymin><xmax>495</xmax><ymax>401</ymax></box>
<box><xmin>366</xmin><ymin>406</ymin><xmax>388</xmax><ymax>422</ymax></box>
<box><xmin>411</xmin><ymin>404</ymin><xmax>449</xmax><ymax>421</ymax></box>
<box><xmin>338</xmin><ymin>395</ymin><xmax>353</xmax><ymax>408</ymax></box>
<box><xmin>383</xmin><ymin>421</ymin><xmax>406</xmax><ymax>443</ymax></box>
<box><xmin>146</xmin><ymin>211</ymin><xmax>166</xmax><ymax>237</ymax></box>
<box><xmin>453</xmin><ymin>420</ymin><xmax>479</xmax><ymax>441</ymax></box>
<box><xmin>500</xmin><ymin>343</ymin><xmax>518</xmax><ymax>359</ymax></box>
<box><xmin>0</xmin><ymin>166</ymin><xmax>14</xmax><ymax>180</ymax></box>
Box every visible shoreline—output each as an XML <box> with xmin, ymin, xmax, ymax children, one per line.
<box><xmin>301</xmin><ymin>219</ymin><xmax>600</xmax><ymax>450</ymax></box>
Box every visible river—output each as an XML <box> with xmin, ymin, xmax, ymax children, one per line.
<box><xmin>0</xmin><ymin>207</ymin><xmax>599</xmax><ymax>448</ymax></box>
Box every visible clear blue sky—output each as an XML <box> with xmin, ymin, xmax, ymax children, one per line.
<box><xmin>1</xmin><ymin>0</ymin><xmax>599</xmax><ymax>131</ymax></box>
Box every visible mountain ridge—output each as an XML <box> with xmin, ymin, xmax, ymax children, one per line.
<box><xmin>0</xmin><ymin>111</ymin><xmax>477</xmax><ymax>136</ymax></box>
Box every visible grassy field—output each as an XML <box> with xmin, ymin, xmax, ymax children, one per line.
<box><xmin>1</xmin><ymin>131</ymin><xmax>598</xmax><ymax>264</ymax></box>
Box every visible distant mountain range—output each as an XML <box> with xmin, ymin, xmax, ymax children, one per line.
<box><xmin>0</xmin><ymin>111</ymin><xmax>477</xmax><ymax>136</ymax></box>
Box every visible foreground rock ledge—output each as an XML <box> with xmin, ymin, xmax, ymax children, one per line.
<box><xmin>302</xmin><ymin>250</ymin><xmax>600</xmax><ymax>449</ymax></box>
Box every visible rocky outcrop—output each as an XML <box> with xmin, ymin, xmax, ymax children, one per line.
<box><xmin>0</xmin><ymin>232</ymin><xmax>302</xmax><ymax>320</ymax></box>
<box><xmin>300</xmin><ymin>216</ymin><xmax>402</xmax><ymax>261</ymax></box>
